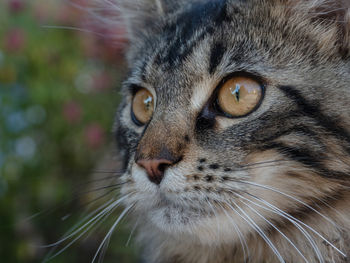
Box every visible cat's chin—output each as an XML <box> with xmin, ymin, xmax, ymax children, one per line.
<box><xmin>140</xmin><ymin>203</ymin><xmax>245</xmax><ymax>246</ymax></box>
<box><xmin>129</xmin><ymin>192</ymin><xmax>212</xmax><ymax>234</ymax></box>
<box><xmin>148</xmin><ymin>203</ymin><xmax>209</xmax><ymax>231</ymax></box>
<box><xmin>130</xmin><ymin>195</ymin><xmax>243</xmax><ymax>246</ymax></box>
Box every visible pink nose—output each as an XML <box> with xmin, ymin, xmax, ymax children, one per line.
<box><xmin>136</xmin><ymin>159</ymin><xmax>173</xmax><ymax>185</ymax></box>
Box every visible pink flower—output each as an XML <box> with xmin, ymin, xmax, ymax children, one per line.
<box><xmin>55</xmin><ymin>1</ymin><xmax>86</xmax><ymax>24</ymax></box>
<box><xmin>32</xmin><ymin>2</ymin><xmax>51</xmax><ymax>23</ymax></box>
<box><xmin>92</xmin><ymin>72</ymin><xmax>112</xmax><ymax>91</ymax></box>
<box><xmin>4</xmin><ymin>28</ymin><xmax>26</xmax><ymax>53</ymax></box>
<box><xmin>85</xmin><ymin>123</ymin><xmax>105</xmax><ymax>149</ymax></box>
<box><xmin>62</xmin><ymin>101</ymin><xmax>82</xmax><ymax>124</ymax></box>
<box><xmin>8</xmin><ymin>0</ymin><xmax>25</xmax><ymax>14</ymax></box>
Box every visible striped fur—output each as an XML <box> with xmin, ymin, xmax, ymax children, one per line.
<box><xmin>110</xmin><ymin>0</ymin><xmax>350</xmax><ymax>262</ymax></box>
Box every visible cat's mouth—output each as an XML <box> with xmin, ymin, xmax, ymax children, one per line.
<box><xmin>125</xmin><ymin>165</ymin><xmax>223</xmax><ymax>230</ymax></box>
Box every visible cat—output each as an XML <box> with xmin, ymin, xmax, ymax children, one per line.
<box><xmin>90</xmin><ymin>0</ymin><xmax>350</xmax><ymax>262</ymax></box>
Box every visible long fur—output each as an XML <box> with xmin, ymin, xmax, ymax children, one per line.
<box><xmin>95</xmin><ymin>0</ymin><xmax>350</xmax><ymax>262</ymax></box>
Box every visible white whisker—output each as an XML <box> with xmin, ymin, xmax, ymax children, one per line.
<box><xmin>245</xmin><ymin>193</ymin><xmax>335</xmax><ymax>262</ymax></box>
<box><xmin>44</xmin><ymin>202</ymin><xmax>117</xmax><ymax>262</ymax></box>
<box><xmin>42</xmin><ymin>194</ymin><xmax>133</xmax><ymax>262</ymax></box>
<box><xmin>44</xmin><ymin>194</ymin><xmax>130</xmax><ymax>248</ymax></box>
<box><xmin>206</xmin><ymin>197</ymin><xmax>221</xmax><ymax>235</ymax></box>
<box><xmin>41</xmin><ymin>198</ymin><xmax>116</xmax><ymax>248</ymax></box>
<box><xmin>226</xmin><ymin>200</ymin><xmax>285</xmax><ymax>263</ymax></box>
<box><xmin>97</xmin><ymin>231</ymin><xmax>111</xmax><ymax>263</ymax></box>
<box><xmin>246</xmin><ymin>192</ymin><xmax>346</xmax><ymax>258</ymax></box>
<box><xmin>240</xmin><ymin>180</ymin><xmax>338</xmax><ymax>228</ymax></box>
<box><xmin>238</xmin><ymin>197</ymin><xmax>309</xmax><ymax>263</ymax></box>
<box><xmin>217</xmin><ymin>202</ymin><xmax>250</xmax><ymax>262</ymax></box>
<box><xmin>126</xmin><ymin>218</ymin><xmax>139</xmax><ymax>246</ymax></box>
<box><xmin>83</xmin><ymin>204</ymin><xmax>119</xmax><ymax>242</ymax></box>
<box><xmin>244</xmin><ymin>193</ymin><xmax>323</xmax><ymax>262</ymax></box>
<box><xmin>92</xmin><ymin>203</ymin><xmax>134</xmax><ymax>263</ymax></box>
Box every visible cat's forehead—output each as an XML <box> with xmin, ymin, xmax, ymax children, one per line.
<box><xmin>124</xmin><ymin>0</ymin><xmax>346</xmax><ymax>104</ymax></box>
<box><xmin>152</xmin><ymin>0</ymin><xmax>229</xmax><ymax>68</ymax></box>
<box><xmin>126</xmin><ymin>1</ymin><xmax>258</xmax><ymax>99</ymax></box>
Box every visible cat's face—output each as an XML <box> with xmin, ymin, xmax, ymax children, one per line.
<box><xmin>115</xmin><ymin>0</ymin><xmax>350</xmax><ymax>246</ymax></box>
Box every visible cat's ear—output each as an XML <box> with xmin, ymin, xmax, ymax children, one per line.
<box><xmin>117</xmin><ymin>0</ymin><xmax>181</xmax><ymax>41</ymax></box>
<box><xmin>286</xmin><ymin>0</ymin><xmax>350</xmax><ymax>58</ymax></box>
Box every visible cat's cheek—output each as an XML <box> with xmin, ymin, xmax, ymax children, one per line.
<box><xmin>244</xmin><ymin>151</ymin><xmax>337</xmax><ymax>213</ymax></box>
<box><xmin>160</xmin><ymin>165</ymin><xmax>192</xmax><ymax>190</ymax></box>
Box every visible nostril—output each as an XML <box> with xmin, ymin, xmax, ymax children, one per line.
<box><xmin>136</xmin><ymin>159</ymin><xmax>173</xmax><ymax>185</ymax></box>
<box><xmin>158</xmin><ymin>163</ymin><xmax>169</xmax><ymax>173</ymax></box>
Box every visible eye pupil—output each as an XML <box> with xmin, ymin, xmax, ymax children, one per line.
<box><xmin>231</xmin><ymin>84</ymin><xmax>241</xmax><ymax>102</ymax></box>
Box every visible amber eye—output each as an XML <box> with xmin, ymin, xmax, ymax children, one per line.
<box><xmin>131</xmin><ymin>88</ymin><xmax>154</xmax><ymax>125</ymax></box>
<box><xmin>217</xmin><ymin>76</ymin><xmax>263</xmax><ymax>117</ymax></box>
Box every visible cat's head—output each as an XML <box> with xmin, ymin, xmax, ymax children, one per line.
<box><xmin>113</xmin><ymin>0</ymin><xmax>350</xmax><ymax>253</ymax></box>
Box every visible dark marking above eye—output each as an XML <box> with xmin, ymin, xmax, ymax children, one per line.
<box><xmin>209</xmin><ymin>164</ymin><xmax>219</xmax><ymax>170</ymax></box>
<box><xmin>197</xmin><ymin>166</ymin><xmax>204</xmax><ymax>171</ymax></box>
<box><xmin>209</xmin><ymin>42</ymin><xmax>225</xmax><ymax>74</ymax></box>
<box><xmin>158</xmin><ymin>0</ymin><xmax>230</xmax><ymax>67</ymax></box>
<box><xmin>199</xmin><ymin>158</ymin><xmax>206</xmax><ymax>163</ymax></box>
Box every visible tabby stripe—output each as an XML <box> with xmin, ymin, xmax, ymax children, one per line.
<box><xmin>163</xmin><ymin>27</ymin><xmax>214</xmax><ymax>66</ymax></box>
<box><xmin>259</xmin><ymin>188</ymin><xmax>346</xmax><ymax>238</ymax></box>
<box><xmin>209</xmin><ymin>42</ymin><xmax>226</xmax><ymax>74</ymax></box>
<box><xmin>239</xmin><ymin>110</ymin><xmax>318</xmax><ymax>147</ymax></box>
<box><xmin>255</xmin><ymin>125</ymin><xmax>320</xmax><ymax>145</ymax></box>
<box><xmin>156</xmin><ymin>0</ymin><xmax>230</xmax><ymax>67</ymax></box>
<box><xmin>261</xmin><ymin>142</ymin><xmax>323</xmax><ymax>168</ymax></box>
<box><xmin>279</xmin><ymin>86</ymin><xmax>350</xmax><ymax>153</ymax></box>
<box><xmin>261</xmin><ymin>142</ymin><xmax>348</xmax><ymax>180</ymax></box>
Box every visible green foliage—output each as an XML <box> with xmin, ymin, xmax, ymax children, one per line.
<box><xmin>0</xmin><ymin>1</ymin><xmax>138</xmax><ymax>262</ymax></box>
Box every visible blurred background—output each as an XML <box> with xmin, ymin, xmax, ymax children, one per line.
<box><xmin>0</xmin><ymin>0</ymin><xmax>139</xmax><ymax>262</ymax></box>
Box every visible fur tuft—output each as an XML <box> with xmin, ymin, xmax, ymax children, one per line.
<box><xmin>81</xmin><ymin>0</ymin><xmax>350</xmax><ymax>58</ymax></box>
<box><xmin>285</xmin><ymin>0</ymin><xmax>350</xmax><ymax>57</ymax></box>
